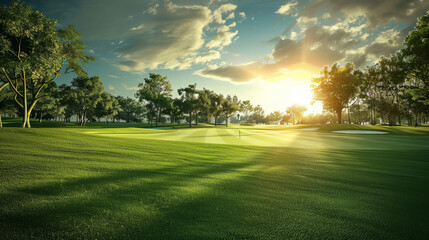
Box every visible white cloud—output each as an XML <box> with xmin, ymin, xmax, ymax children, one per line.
<box><xmin>322</xmin><ymin>12</ymin><xmax>331</xmax><ymax>19</ymax></box>
<box><xmin>108</xmin><ymin>75</ymin><xmax>119</xmax><ymax>78</ymax></box>
<box><xmin>212</xmin><ymin>3</ymin><xmax>237</xmax><ymax>24</ymax></box>
<box><xmin>107</xmin><ymin>85</ymin><xmax>115</xmax><ymax>90</ymax></box>
<box><xmin>114</xmin><ymin>2</ymin><xmax>241</xmax><ymax>73</ymax></box>
<box><xmin>302</xmin><ymin>0</ymin><xmax>429</xmax><ymax>29</ymax></box>
<box><xmin>130</xmin><ymin>24</ymin><xmax>144</xmax><ymax>31</ymax></box>
<box><xmin>121</xmin><ymin>84</ymin><xmax>139</xmax><ymax>91</ymax></box>
<box><xmin>177</xmin><ymin>50</ymin><xmax>221</xmax><ymax>70</ymax></box>
<box><xmin>117</xmin><ymin>2</ymin><xmax>212</xmax><ymax>72</ymax></box>
<box><xmin>275</xmin><ymin>2</ymin><xmax>298</xmax><ymax>16</ymax></box>
<box><xmin>239</xmin><ymin>12</ymin><xmax>246</xmax><ymax>19</ymax></box>
<box><xmin>206</xmin><ymin>25</ymin><xmax>238</xmax><ymax>49</ymax></box>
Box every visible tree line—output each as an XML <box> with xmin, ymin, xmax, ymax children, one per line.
<box><xmin>311</xmin><ymin>12</ymin><xmax>429</xmax><ymax>126</ymax></box>
<box><xmin>0</xmin><ymin>2</ymin><xmax>428</xmax><ymax>128</ymax></box>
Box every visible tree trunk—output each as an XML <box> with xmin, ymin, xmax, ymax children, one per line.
<box><xmin>357</xmin><ymin>100</ymin><xmax>361</xmax><ymax>125</ymax></box>
<box><xmin>347</xmin><ymin>105</ymin><xmax>351</xmax><ymax>124</ymax></box>
<box><xmin>39</xmin><ymin>113</ymin><xmax>43</xmax><ymax>122</ymax></box>
<box><xmin>189</xmin><ymin>112</ymin><xmax>192</xmax><ymax>127</ymax></box>
<box><xmin>155</xmin><ymin>113</ymin><xmax>159</xmax><ymax>127</ymax></box>
<box><xmin>0</xmin><ymin>113</ymin><xmax>2</xmax><ymax>128</ymax></box>
<box><xmin>22</xmin><ymin>78</ymin><xmax>29</xmax><ymax>128</ymax></box>
<box><xmin>215</xmin><ymin>116</ymin><xmax>218</xmax><ymax>126</ymax></box>
<box><xmin>195</xmin><ymin>112</ymin><xmax>198</xmax><ymax>125</ymax></box>
<box><xmin>337</xmin><ymin>108</ymin><xmax>342</xmax><ymax>124</ymax></box>
<box><xmin>206</xmin><ymin>114</ymin><xmax>209</xmax><ymax>124</ymax></box>
<box><xmin>226</xmin><ymin>115</ymin><xmax>229</xmax><ymax>127</ymax></box>
<box><xmin>396</xmin><ymin>92</ymin><xmax>401</xmax><ymax>126</ymax></box>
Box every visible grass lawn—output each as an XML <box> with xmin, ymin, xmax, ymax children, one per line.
<box><xmin>1</xmin><ymin>123</ymin><xmax>428</xmax><ymax>239</ymax></box>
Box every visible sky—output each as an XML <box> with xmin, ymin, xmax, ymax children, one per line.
<box><xmin>3</xmin><ymin>0</ymin><xmax>428</xmax><ymax>114</ymax></box>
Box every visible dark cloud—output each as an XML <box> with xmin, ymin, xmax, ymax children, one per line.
<box><xmin>302</xmin><ymin>0</ymin><xmax>429</xmax><ymax>29</ymax></box>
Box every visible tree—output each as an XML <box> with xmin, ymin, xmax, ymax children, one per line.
<box><xmin>376</xmin><ymin>55</ymin><xmax>407</xmax><ymax>125</ymax></box>
<box><xmin>267</xmin><ymin>111</ymin><xmax>283</xmax><ymax>124</ymax></box>
<box><xmin>95</xmin><ymin>93</ymin><xmax>120</xmax><ymax>124</ymax></box>
<box><xmin>135</xmin><ymin>73</ymin><xmax>172</xmax><ymax>126</ymax></box>
<box><xmin>312</xmin><ymin>63</ymin><xmax>358</xmax><ymax>123</ymax></box>
<box><xmin>249</xmin><ymin>105</ymin><xmax>265</xmax><ymax>124</ymax></box>
<box><xmin>209</xmin><ymin>92</ymin><xmax>224</xmax><ymax>125</ymax></box>
<box><xmin>165</xmin><ymin>98</ymin><xmax>182</xmax><ymax>124</ymax></box>
<box><xmin>178</xmin><ymin>84</ymin><xmax>198</xmax><ymax>127</ymax></box>
<box><xmin>404</xmin><ymin>11</ymin><xmax>429</xmax><ymax>106</ymax></box>
<box><xmin>222</xmin><ymin>95</ymin><xmax>239</xmax><ymax>127</ymax></box>
<box><xmin>116</xmin><ymin>96</ymin><xmax>140</xmax><ymax>123</ymax></box>
<box><xmin>239</xmin><ymin>100</ymin><xmax>253</xmax><ymax>123</ymax></box>
<box><xmin>0</xmin><ymin>85</ymin><xmax>17</xmax><ymax>127</ymax></box>
<box><xmin>197</xmin><ymin>88</ymin><xmax>213</xmax><ymax>124</ymax></box>
<box><xmin>67</xmin><ymin>76</ymin><xmax>104</xmax><ymax>126</ymax></box>
<box><xmin>280</xmin><ymin>112</ymin><xmax>291</xmax><ymax>125</ymax></box>
<box><xmin>286</xmin><ymin>104</ymin><xmax>307</xmax><ymax>125</ymax></box>
<box><xmin>0</xmin><ymin>2</ymin><xmax>94</xmax><ymax>127</ymax></box>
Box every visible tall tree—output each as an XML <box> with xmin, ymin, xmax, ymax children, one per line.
<box><xmin>0</xmin><ymin>2</ymin><xmax>94</xmax><ymax>127</ymax></box>
<box><xmin>68</xmin><ymin>76</ymin><xmax>104</xmax><ymax>126</ymax></box>
<box><xmin>178</xmin><ymin>84</ymin><xmax>198</xmax><ymax>127</ymax></box>
<box><xmin>95</xmin><ymin>93</ymin><xmax>120</xmax><ymax>124</ymax></box>
<box><xmin>250</xmin><ymin>105</ymin><xmax>265</xmax><ymax>124</ymax></box>
<box><xmin>116</xmin><ymin>96</ymin><xmax>140</xmax><ymax>123</ymax></box>
<box><xmin>222</xmin><ymin>95</ymin><xmax>239</xmax><ymax>127</ymax></box>
<box><xmin>404</xmin><ymin>11</ymin><xmax>429</xmax><ymax>106</ymax></box>
<box><xmin>286</xmin><ymin>104</ymin><xmax>307</xmax><ymax>125</ymax></box>
<box><xmin>239</xmin><ymin>100</ymin><xmax>253</xmax><ymax>123</ymax></box>
<box><xmin>267</xmin><ymin>111</ymin><xmax>283</xmax><ymax>124</ymax></box>
<box><xmin>197</xmin><ymin>88</ymin><xmax>213</xmax><ymax>124</ymax></box>
<box><xmin>209</xmin><ymin>92</ymin><xmax>224</xmax><ymax>126</ymax></box>
<box><xmin>312</xmin><ymin>63</ymin><xmax>358</xmax><ymax>123</ymax></box>
<box><xmin>135</xmin><ymin>73</ymin><xmax>172</xmax><ymax>126</ymax></box>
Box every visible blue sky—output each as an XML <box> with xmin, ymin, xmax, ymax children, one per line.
<box><xmin>4</xmin><ymin>0</ymin><xmax>428</xmax><ymax>113</ymax></box>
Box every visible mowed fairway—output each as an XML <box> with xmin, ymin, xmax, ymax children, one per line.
<box><xmin>1</xmin><ymin>126</ymin><xmax>429</xmax><ymax>239</ymax></box>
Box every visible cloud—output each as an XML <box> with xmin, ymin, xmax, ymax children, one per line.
<box><xmin>115</xmin><ymin>2</ymin><xmax>240</xmax><ymax>73</ymax></box>
<box><xmin>177</xmin><ymin>50</ymin><xmax>221</xmax><ymax>70</ymax></box>
<box><xmin>116</xmin><ymin>2</ymin><xmax>212</xmax><ymax>73</ymax></box>
<box><xmin>322</xmin><ymin>12</ymin><xmax>331</xmax><ymax>19</ymax></box>
<box><xmin>121</xmin><ymin>84</ymin><xmax>139</xmax><ymax>91</ymax></box>
<box><xmin>275</xmin><ymin>2</ymin><xmax>298</xmax><ymax>16</ymax></box>
<box><xmin>212</xmin><ymin>3</ymin><xmax>237</xmax><ymax>24</ymax></box>
<box><xmin>107</xmin><ymin>85</ymin><xmax>115</xmax><ymax>90</ymax></box>
<box><xmin>196</xmin><ymin>22</ymin><xmax>371</xmax><ymax>83</ymax></box>
<box><xmin>130</xmin><ymin>24</ymin><xmax>144</xmax><ymax>31</ymax></box>
<box><xmin>195</xmin><ymin>62</ymin><xmax>263</xmax><ymax>83</ymax></box>
<box><xmin>364</xmin><ymin>28</ymin><xmax>404</xmax><ymax>57</ymax></box>
<box><xmin>302</xmin><ymin>0</ymin><xmax>429</xmax><ymax>29</ymax></box>
<box><xmin>195</xmin><ymin>61</ymin><xmax>320</xmax><ymax>84</ymax></box>
<box><xmin>88</xmin><ymin>49</ymin><xmax>95</xmax><ymax>54</ymax></box>
<box><xmin>206</xmin><ymin>25</ymin><xmax>238</xmax><ymax>49</ymax></box>
<box><xmin>108</xmin><ymin>75</ymin><xmax>119</xmax><ymax>78</ymax></box>
<box><xmin>239</xmin><ymin>12</ymin><xmax>246</xmax><ymax>19</ymax></box>
<box><xmin>48</xmin><ymin>1</ymin><xmax>240</xmax><ymax>73</ymax></box>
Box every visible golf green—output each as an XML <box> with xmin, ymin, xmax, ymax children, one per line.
<box><xmin>1</xmin><ymin>126</ymin><xmax>428</xmax><ymax>239</ymax></box>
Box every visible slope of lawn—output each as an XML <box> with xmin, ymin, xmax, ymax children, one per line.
<box><xmin>0</xmin><ymin>127</ymin><xmax>429</xmax><ymax>239</ymax></box>
<box><xmin>83</xmin><ymin>126</ymin><xmax>429</xmax><ymax>149</ymax></box>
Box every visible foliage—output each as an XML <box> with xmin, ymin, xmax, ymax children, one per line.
<box><xmin>0</xmin><ymin>2</ymin><xmax>94</xmax><ymax>127</ymax></box>
<box><xmin>135</xmin><ymin>73</ymin><xmax>172</xmax><ymax>126</ymax></box>
<box><xmin>312</xmin><ymin>63</ymin><xmax>358</xmax><ymax>123</ymax></box>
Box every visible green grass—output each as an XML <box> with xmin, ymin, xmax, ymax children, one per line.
<box><xmin>1</xmin><ymin>125</ymin><xmax>429</xmax><ymax>239</ymax></box>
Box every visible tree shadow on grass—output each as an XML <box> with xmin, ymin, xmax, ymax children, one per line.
<box><xmin>1</xmin><ymin>158</ymin><xmax>261</xmax><ymax>239</ymax></box>
<box><xmin>1</xmin><ymin>147</ymin><xmax>429</xmax><ymax>239</ymax></box>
